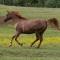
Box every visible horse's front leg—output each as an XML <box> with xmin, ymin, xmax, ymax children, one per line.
<box><xmin>15</xmin><ymin>32</ymin><xmax>23</xmax><ymax>46</ymax></box>
<box><xmin>9</xmin><ymin>35</ymin><xmax>16</xmax><ymax>47</ymax></box>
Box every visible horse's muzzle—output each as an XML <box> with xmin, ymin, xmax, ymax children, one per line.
<box><xmin>4</xmin><ymin>17</ymin><xmax>12</xmax><ymax>22</ymax></box>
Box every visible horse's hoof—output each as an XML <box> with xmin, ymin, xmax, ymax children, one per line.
<box><xmin>30</xmin><ymin>45</ymin><xmax>32</xmax><ymax>47</ymax></box>
<box><xmin>9</xmin><ymin>45</ymin><xmax>12</xmax><ymax>47</ymax></box>
<box><xmin>36</xmin><ymin>46</ymin><xmax>40</xmax><ymax>48</ymax></box>
<box><xmin>20</xmin><ymin>43</ymin><xmax>23</xmax><ymax>46</ymax></box>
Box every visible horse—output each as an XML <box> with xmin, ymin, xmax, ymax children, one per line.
<box><xmin>4</xmin><ymin>11</ymin><xmax>60</xmax><ymax>48</ymax></box>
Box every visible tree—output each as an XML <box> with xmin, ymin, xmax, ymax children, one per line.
<box><xmin>45</xmin><ymin>0</ymin><xmax>57</xmax><ymax>8</ymax></box>
<box><xmin>0</xmin><ymin>0</ymin><xmax>60</xmax><ymax>7</ymax></box>
<box><xmin>56</xmin><ymin>0</ymin><xmax>60</xmax><ymax>8</ymax></box>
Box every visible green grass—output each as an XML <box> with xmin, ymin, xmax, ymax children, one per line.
<box><xmin>0</xmin><ymin>5</ymin><xmax>60</xmax><ymax>60</ymax></box>
<box><xmin>0</xmin><ymin>46</ymin><xmax>60</xmax><ymax>60</ymax></box>
<box><xmin>0</xmin><ymin>5</ymin><xmax>60</xmax><ymax>19</ymax></box>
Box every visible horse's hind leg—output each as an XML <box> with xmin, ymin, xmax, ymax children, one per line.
<box><xmin>37</xmin><ymin>34</ymin><xmax>43</xmax><ymax>48</ymax></box>
<box><xmin>30</xmin><ymin>33</ymin><xmax>39</xmax><ymax>47</ymax></box>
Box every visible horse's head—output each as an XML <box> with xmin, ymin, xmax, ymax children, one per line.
<box><xmin>4</xmin><ymin>11</ymin><xmax>27</xmax><ymax>22</ymax></box>
<box><xmin>4</xmin><ymin>11</ymin><xmax>15</xmax><ymax>22</ymax></box>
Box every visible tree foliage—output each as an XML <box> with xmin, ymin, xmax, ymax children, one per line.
<box><xmin>0</xmin><ymin>0</ymin><xmax>60</xmax><ymax>7</ymax></box>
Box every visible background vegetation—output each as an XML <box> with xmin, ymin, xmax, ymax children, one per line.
<box><xmin>0</xmin><ymin>5</ymin><xmax>60</xmax><ymax>60</ymax></box>
<box><xmin>0</xmin><ymin>0</ymin><xmax>60</xmax><ymax>7</ymax></box>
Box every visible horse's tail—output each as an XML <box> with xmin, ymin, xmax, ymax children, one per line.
<box><xmin>47</xmin><ymin>18</ymin><xmax>60</xmax><ymax>30</ymax></box>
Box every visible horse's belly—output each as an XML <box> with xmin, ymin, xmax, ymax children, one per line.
<box><xmin>22</xmin><ymin>29</ymin><xmax>35</xmax><ymax>34</ymax></box>
<box><xmin>23</xmin><ymin>32</ymin><xmax>34</xmax><ymax>34</ymax></box>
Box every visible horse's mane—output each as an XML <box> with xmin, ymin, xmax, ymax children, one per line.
<box><xmin>10</xmin><ymin>11</ymin><xmax>27</xmax><ymax>20</ymax></box>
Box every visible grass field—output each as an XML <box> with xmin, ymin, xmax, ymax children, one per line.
<box><xmin>0</xmin><ymin>5</ymin><xmax>60</xmax><ymax>60</ymax></box>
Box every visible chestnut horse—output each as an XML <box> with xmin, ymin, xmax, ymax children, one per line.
<box><xmin>4</xmin><ymin>11</ymin><xmax>60</xmax><ymax>48</ymax></box>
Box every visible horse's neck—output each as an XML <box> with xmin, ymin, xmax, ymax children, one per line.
<box><xmin>14</xmin><ymin>19</ymin><xmax>26</xmax><ymax>23</ymax></box>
